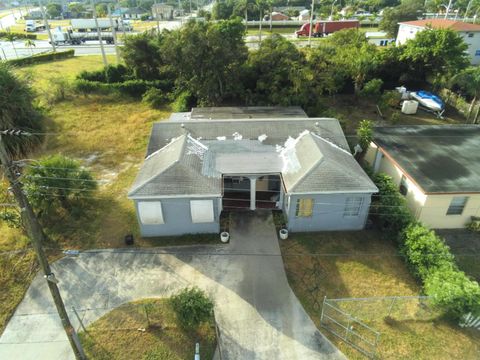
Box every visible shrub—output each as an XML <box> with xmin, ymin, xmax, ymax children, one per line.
<box><xmin>172</xmin><ymin>90</ymin><xmax>195</xmax><ymax>112</ymax></box>
<box><xmin>401</xmin><ymin>223</ymin><xmax>456</xmax><ymax>280</ymax></box>
<box><xmin>371</xmin><ymin>173</ymin><xmax>414</xmax><ymax>237</ymax></box>
<box><xmin>114</xmin><ymin>79</ymin><xmax>150</xmax><ymax>97</ymax></box>
<box><xmin>142</xmin><ymin>87</ymin><xmax>169</xmax><ymax>109</ymax></box>
<box><xmin>356</xmin><ymin>119</ymin><xmax>373</xmax><ymax>152</ymax></box>
<box><xmin>140</xmin><ymin>14</ymin><xmax>149</xmax><ymax>21</ymax></box>
<box><xmin>425</xmin><ymin>268</ymin><xmax>480</xmax><ymax>318</ymax></box>
<box><xmin>390</xmin><ymin>111</ymin><xmax>401</xmax><ymax>124</ymax></box>
<box><xmin>170</xmin><ymin>287</ymin><xmax>214</xmax><ymax>328</ymax></box>
<box><xmin>7</xmin><ymin>50</ymin><xmax>74</xmax><ymax>66</ymax></box>
<box><xmin>44</xmin><ymin>76</ymin><xmax>71</xmax><ymax>105</ymax></box>
<box><xmin>359</xmin><ymin>78</ymin><xmax>383</xmax><ymax>100</ymax></box>
<box><xmin>72</xmin><ymin>79</ymin><xmax>109</xmax><ymax>95</ymax></box>
<box><xmin>105</xmin><ymin>64</ymin><xmax>129</xmax><ymax>83</ymax></box>
<box><xmin>379</xmin><ymin>90</ymin><xmax>401</xmax><ymax>111</ymax></box>
<box><xmin>0</xmin><ymin>31</ymin><xmax>37</xmax><ymax>40</ymax></box>
<box><xmin>77</xmin><ymin>69</ymin><xmax>106</xmax><ymax>82</ymax></box>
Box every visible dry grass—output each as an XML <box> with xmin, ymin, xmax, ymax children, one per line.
<box><xmin>280</xmin><ymin>231</ymin><xmax>480</xmax><ymax>359</ymax></box>
<box><xmin>79</xmin><ymin>298</ymin><xmax>217</xmax><ymax>360</ymax></box>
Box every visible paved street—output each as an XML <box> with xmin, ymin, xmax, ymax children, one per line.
<box><xmin>0</xmin><ymin>211</ymin><xmax>345</xmax><ymax>360</ymax></box>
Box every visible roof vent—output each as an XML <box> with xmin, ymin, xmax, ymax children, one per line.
<box><xmin>181</xmin><ymin>123</ymin><xmax>185</xmax><ymax>128</ymax></box>
<box><xmin>315</xmin><ymin>122</ymin><xmax>319</xmax><ymax>126</ymax></box>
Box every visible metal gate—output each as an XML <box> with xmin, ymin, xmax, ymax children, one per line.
<box><xmin>320</xmin><ymin>296</ymin><xmax>380</xmax><ymax>359</ymax></box>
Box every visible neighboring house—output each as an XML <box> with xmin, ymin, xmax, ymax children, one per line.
<box><xmin>365</xmin><ymin>125</ymin><xmax>480</xmax><ymax>229</ymax></box>
<box><xmin>298</xmin><ymin>9</ymin><xmax>310</xmax><ymax>21</ymax></box>
<box><xmin>152</xmin><ymin>4</ymin><xmax>174</xmax><ymax>20</ymax></box>
<box><xmin>128</xmin><ymin>107</ymin><xmax>377</xmax><ymax>237</ymax></box>
<box><xmin>122</xmin><ymin>7</ymin><xmax>149</xmax><ymax>19</ymax></box>
<box><xmin>269</xmin><ymin>12</ymin><xmax>289</xmax><ymax>21</ymax></box>
<box><xmin>396</xmin><ymin>19</ymin><xmax>480</xmax><ymax>65</ymax></box>
<box><xmin>365</xmin><ymin>31</ymin><xmax>395</xmax><ymax>46</ymax></box>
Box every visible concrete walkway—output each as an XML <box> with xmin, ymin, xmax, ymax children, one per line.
<box><xmin>0</xmin><ymin>211</ymin><xmax>345</xmax><ymax>360</ymax></box>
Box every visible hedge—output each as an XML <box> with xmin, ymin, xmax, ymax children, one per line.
<box><xmin>372</xmin><ymin>172</ymin><xmax>480</xmax><ymax>319</ymax></box>
<box><xmin>0</xmin><ymin>31</ymin><xmax>37</xmax><ymax>40</ymax></box>
<box><xmin>8</xmin><ymin>50</ymin><xmax>75</xmax><ymax>66</ymax></box>
<box><xmin>73</xmin><ymin>78</ymin><xmax>174</xmax><ymax>98</ymax></box>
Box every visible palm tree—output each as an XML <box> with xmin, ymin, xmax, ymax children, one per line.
<box><xmin>238</xmin><ymin>0</ymin><xmax>254</xmax><ymax>31</ymax></box>
<box><xmin>24</xmin><ymin>39</ymin><xmax>36</xmax><ymax>56</ymax></box>
<box><xmin>451</xmin><ymin>67</ymin><xmax>480</xmax><ymax>122</ymax></box>
<box><xmin>256</xmin><ymin>0</ymin><xmax>266</xmax><ymax>43</ymax></box>
<box><xmin>5</xmin><ymin>33</ymin><xmax>18</xmax><ymax>58</ymax></box>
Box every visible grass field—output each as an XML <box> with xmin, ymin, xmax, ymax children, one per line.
<box><xmin>280</xmin><ymin>231</ymin><xmax>480</xmax><ymax>359</ymax></box>
<box><xmin>79</xmin><ymin>298</ymin><xmax>217</xmax><ymax>360</ymax></box>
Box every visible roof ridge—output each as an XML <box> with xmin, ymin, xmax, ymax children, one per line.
<box><xmin>128</xmin><ymin>135</ymin><xmax>187</xmax><ymax>196</ymax></box>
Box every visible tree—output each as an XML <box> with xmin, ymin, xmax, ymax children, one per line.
<box><xmin>356</xmin><ymin>119</ymin><xmax>373</xmax><ymax>152</ymax></box>
<box><xmin>160</xmin><ymin>19</ymin><xmax>247</xmax><ymax>105</ymax></box>
<box><xmin>328</xmin><ymin>29</ymin><xmax>379</xmax><ymax>94</ymax></box>
<box><xmin>95</xmin><ymin>3</ymin><xmax>108</xmax><ymax>17</ymax></box>
<box><xmin>170</xmin><ymin>287</ymin><xmax>214</xmax><ymax>328</ymax></box>
<box><xmin>121</xmin><ymin>32</ymin><xmax>162</xmax><ymax>79</ymax></box>
<box><xmin>450</xmin><ymin>67</ymin><xmax>480</xmax><ymax>120</ymax></box>
<box><xmin>5</xmin><ymin>33</ymin><xmax>18</xmax><ymax>58</ymax></box>
<box><xmin>0</xmin><ymin>63</ymin><xmax>42</xmax><ymax>157</ymax></box>
<box><xmin>23</xmin><ymin>155</ymin><xmax>97</xmax><ymax>217</ymax></box>
<box><xmin>68</xmin><ymin>2</ymin><xmax>86</xmax><ymax>17</ymax></box>
<box><xmin>46</xmin><ymin>3</ymin><xmax>62</xmax><ymax>19</ymax></box>
<box><xmin>212</xmin><ymin>0</ymin><xmax>235</xmax><ymax>19</ymax></box>
<box><xmin>24</xmin><ymin>38</ymin><xmax>36</xmax><ymax>56</ymax></box>
<box><xmin>245</xmin><ymin>34</ymin><xmax>306</xmax><ymax>105</ymax></box>
<box><xmin>400</xmin><ymin>28</ymin><xmax>469</xmax><ymax>81</ymax></box>
<box><xmin>380</xmin><ymin>1</ymin><xmax>423</xmax><ymax>37</ymax></box>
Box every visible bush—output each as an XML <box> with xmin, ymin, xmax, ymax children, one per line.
<box><xmin>0</xmin><ymin>31</ymin><xmax>37</xmax><ymax>40</ymax></box>
<box><xmin>359</xmin><ymin>78</ymin><xmax>383</xmax><ymax>100</ymax></box>
<box><xmin>114</xmin><ymin>79</ymin><xmax>150</xmax><ymax>97</ymax></box>
<box><xmin>140</xmin><ymin>14</ymin><xmax>149</xmax><ymax>21</ymax></box>
<box><xmin>142</xmin><ymin>87</ymin><xmax>169</xmax><ymax>108</ymax></box>
<box><xmin>379</xmin><ymin>90</ymin><xmax>401</xmax><ymax>111</ymax></box>
<box><xmin>172</xmin><ymin>90</ymin><xmax>195</xmax><ymax>112</ymax></box>
<box><xmin>105</xmin><ymin>64</ymin><xmax>129</xmax><ymax>83</ymax></box>
<box><xmin>425</xmin><ymin>268</ymin><xmax>480</xmax><ymax>318</ymax></box>
<box><xmin>401</xmin><ymin>223</ymin><xmax>456</xmax><ymax>280</ymax></box>
<box><xmin>43</xmin><ymin>76</ymin><xmax>71</xmax><ymax>105</ymax></box>
<box><xmin>170</xmin><ymin>287</ymin><xmax>214</xmax><ymax>328</ymax></box>
<box><xmin>356</xmin><ymin>119</ymin><xmax>373</xmax><ymax>152</ymax></box>
<box><xmin>72</xmin><ymin>79</ymin><xmax>109</xmax><ymax>95</ymax></box>
<box><xmin>371</xmin><ymin>173</ymin><xmax>414</xmax><ymax>237</ymax></box>
<box><xmin>7</xmin><ymin>50</ymin><xmax>74</xmax><ymax>66</ymax></box>
<box><xmin>77</xmin><ymin>69</ymin><xmax>106</xmax><ymax>82</ymax></box>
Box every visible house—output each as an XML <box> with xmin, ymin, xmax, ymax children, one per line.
<box><xmin>152</xmin><ymin>4</ymin><xmax>174</xmax><ymax>20</ymax></box>
<box><xmin>269</xmin><ymin>12</ymin><xmax>289</xmax><ymax>21</ymax></box>
<box><xmin>365</xmin><ymin>125</ymin><xmax>480</xmax><ymax>229</ymax></box>
<box><xmin>396</xmin><ymin>19</ymin><xmax>480</xmax><ymax>65</ymax></box>
<box><xmin>298</xmin><ymin>9</ymin><xmax>310</xmax><ymax>21</ymax></box>
<box><xmin>365</xmin><ymin>31</ymin><xmax>395</xmax><ymax>47</ymax></box>
<box><xmin>128</xmin><ymin>107</ymin><xmax>377</xmax><ymax>237</ymax></box>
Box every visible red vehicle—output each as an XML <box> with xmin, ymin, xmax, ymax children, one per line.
<box><xmin>295</xmin><ymin>20</ymin><xmax>360</xmax><ymax>37</ymax></box>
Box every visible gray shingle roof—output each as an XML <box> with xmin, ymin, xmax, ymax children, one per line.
<box><xmin>190</xmin><ymin>106</ymin><xmax>308</xmax><ymax>120</ymax></box>
<box><xmin>129</xmin><ymin>118</ymin><xmax>377</xmax><ymax>198</ymax></box>
<box><xmin>374</xmin><ymin>125</ymin><xmax>480</xmax><ymax>193</ymax></box>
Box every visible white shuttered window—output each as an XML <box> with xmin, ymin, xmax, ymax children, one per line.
<box><xmin>190</xmin><ymin>200</ymin><xmax>215</xmax><ymax>223</ymax></box>
<box><xmin>138</xmin><ymin>201</ymin><xmax>164</xmax><ymax>224</ymax></box>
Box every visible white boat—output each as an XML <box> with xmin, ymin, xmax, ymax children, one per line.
<box><xmin>410</xmin><ymin>91</ymin><xmax>444</xmax><ymax>113</ymax></box>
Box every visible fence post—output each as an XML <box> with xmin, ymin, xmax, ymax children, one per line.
<box><xmin>387</xmin><ymin>296</ymin><xmax>397</xmax><ymax>317</ymax></box>
<box><xmin>72</xmin><ymin>306</ymin><xmax>87</xmax><ymax>333</ymax></box>
<box><xmin>320</xmin><ymin>296</ymin><xmax>327</xmax><ymax>325</ymax></box>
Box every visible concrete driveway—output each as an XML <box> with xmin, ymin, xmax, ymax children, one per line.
<box><xmin>0</xmin><ymin>211</ymin><xmax>345</xmax><ymax>360</ymax></box>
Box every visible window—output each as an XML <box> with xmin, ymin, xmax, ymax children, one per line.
<box><xmin>344</xmin><ymin>197</ymin><xmax>364</xmax><ymax>217</ymax></box>
<box><xmin>468</xmin><ymin>33</ymin><xmax>474</xmax><ymax>38</ymax></box>
<box><xmin>138</xmin><ymin>201</ymin><xmax>164</xmax><ymax>225</ymax></box>
<box><xmin>446</xmin><ymin>197</ymin><xmax>468</xmax><ymax>215</ymax></box>
<box><xmin>190</xmin><ymin>200</ymin><xmax>215</xmax><ymax>223</ymax></box>
<box><xmin>295</xmin><ymin>198</ymin><xmax>313</xmax><ymax>217</ymax></box>
<box><xmin>399</xmin><ymin>175</ymin><xmax>409</xmax><ymax>196</ymax></box>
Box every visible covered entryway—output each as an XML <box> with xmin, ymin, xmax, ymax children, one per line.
<box><xmin>222</xmin><ymin>174</ymin><xmax>282</xmax><ymax>211</ymax></box>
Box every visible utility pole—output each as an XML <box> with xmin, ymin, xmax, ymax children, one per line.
<box><xmin>107</xmin><ymin>4</ymin><xmax>121</xmax><ymax>63</ymax></box>
<box><xmin>92</xmin><ymin>0</ymin><xmax>108</xmax><ymax>67</ymax></box>
<box><xmin>39</xmin><ymin>0</ymin><xmax>56</xmax><ymax>52</ymax></box>
<box><xmin>0</xmin><ymin>133</ymin><xmax>85</xmax><ymax>360</ymax></box>
<box><xmin>308</xmin><ymin>0</ymin><xmax>315</xmax><ymax>47</ymax></box>
<box><xmin>445</xmin><ymin>0</ymin><xmax>453</xmax><ymax>19</ymax></box>
<box><xmin>154</xmin><ymin>0</ymin><xmax>160</xmax><ymax>32</ymax></box>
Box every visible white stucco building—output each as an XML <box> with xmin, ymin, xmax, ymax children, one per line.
<box><xmin>396</xmin><ymin>19</ymin><xmax>480</xmax><ymax>65</ymax></box>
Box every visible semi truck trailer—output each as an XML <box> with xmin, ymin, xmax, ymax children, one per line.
<box><xmin>70</xmin><ymin>18</ymin><xmax>132</xmax><ymax>32</ymax></box>
<box><xmin>52</xmin><ymin>29</ymin><xmax>115</xmax><ymax>45</ymax></box>
<box><xmin>295</xmin><ymin>20</ymin><xmax>360</xmax><ymax>37</ymax></box>
<box><xmin>25</xmin><ymin>20</ymin><xmax>46</xmax><ymax>32</ymax></box>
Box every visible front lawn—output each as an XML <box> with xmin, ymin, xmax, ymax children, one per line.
<box><xmin>280</xmin><ymin>231</ymin><xmax>479</xmax><ymax>359</ymax></box>
<box><xmin>79</xmin><ymin>298</ymin><xmax>217</xmax><ymax>360</ymax></box>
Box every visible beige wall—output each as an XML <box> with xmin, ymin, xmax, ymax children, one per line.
<box><xmin>420</xmin><ymin>194</ymin><xmax>480</xmax><ymax>229</ymax></box>
<box><xmin>366</xmin><ymin>143</ymin><xmax>479</xmax><ymax>229</ymax></box>
<box><xmin>256</xmin><ymin>176</ymin><xmax>269</xmax><ymax>191</ymax></box>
